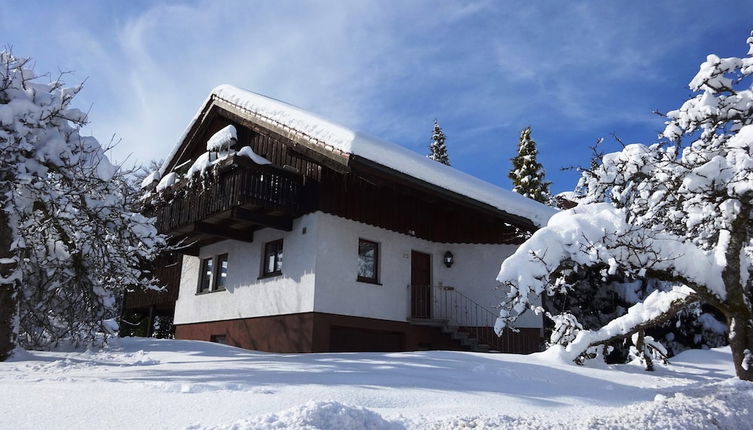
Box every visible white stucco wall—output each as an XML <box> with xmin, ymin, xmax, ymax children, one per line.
<box><xmin>312</xmin><ymin>212</ymin><xmax>542</xmax><ymax>328</ymax></box>
<box><xmin>173</xmin><ymin>213</ymin><xmax>320</xmax><ymax>324</ymax></box>
<box><xmin>174</xmin><ymin>211</ymin><xmax>542</xmax><ymax>329</ymax></box>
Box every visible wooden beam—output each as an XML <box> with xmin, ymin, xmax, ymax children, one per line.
<box><xmin>231</xmin><ymin>207</ymin><xmax>293</xmax><ymax>231</ymax></box>
<box><xmin>178</xmin><ymin>246</ymin><xmax>200</xmax><ymax>256</ymax></box>
<box><xmin>285</xmin><ymin>144</ymin><xmax>350</xmax><ymax>174</ymax></box>
<box><xmin>193</xmin><ymin>222</ymin><xmax>255</xmax><ymax>242</ymax></box>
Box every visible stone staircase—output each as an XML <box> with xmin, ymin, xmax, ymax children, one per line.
<box><xmin>407</xmin><ymin>317</ymin><xmax>493</xmax><ymax>352</ymax></box>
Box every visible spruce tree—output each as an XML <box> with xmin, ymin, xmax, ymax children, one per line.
<box><xmin>508</xmin><ymin>126</ymin><xmax>550</xmax><ymax>203</ymax></box>
<box><xmin>428</xmin><ymin>119</ymin><xmax>450</xmax><ymax>166</ymax></box>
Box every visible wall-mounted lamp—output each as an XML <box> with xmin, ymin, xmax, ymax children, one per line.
<box><xmin>443</xmin><ymin>251</ymin><xmax>454</xmax><ymax>268</ymax></box>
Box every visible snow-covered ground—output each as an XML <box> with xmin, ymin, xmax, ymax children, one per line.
<box><xmin>2</xmin><ymin>338</ymin><xmax>751</xmax><ymax>429</ymax></box>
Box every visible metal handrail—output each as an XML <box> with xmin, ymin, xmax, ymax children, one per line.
<box><xmin>409</xmin><ymin>284</ymin><xmax>534</xmax><ymax>353</ymax></box>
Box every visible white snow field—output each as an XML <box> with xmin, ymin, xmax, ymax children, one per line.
<box><xmin>2</xmin><ymin>338</ymin><xmax>751</xmax><ymax>430</ymax></box>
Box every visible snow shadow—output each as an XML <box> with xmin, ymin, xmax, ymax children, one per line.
<box><xmin>105</xmin><ymin>339</ymin><xmax>685</xmax><ymax>408</ymax></box>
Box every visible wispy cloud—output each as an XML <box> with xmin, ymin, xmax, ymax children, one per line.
<box><xmin>2</xmin><ymin>0</ymin><xmax>752</xmax><ymax>191</ymax></box>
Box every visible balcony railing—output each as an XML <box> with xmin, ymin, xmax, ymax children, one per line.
<box><xmin>409</xmin><ymin>284</ymin><xmax>541</xmax><ymax>353</ymax></box>
<box><xmin>153</xmin><ymin>157</ymin><xmax>302</xmax><ymax>235</ymax></box>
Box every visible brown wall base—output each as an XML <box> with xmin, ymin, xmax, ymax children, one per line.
<box><xmin>175</xmin><ymin>312</ymin><xmax>542</xmax><ymax>354</ymax></box>
<box><xmin>175</xmin><ymin>313</ymin><xmax>315</xmax><ymax>353</ymax></box>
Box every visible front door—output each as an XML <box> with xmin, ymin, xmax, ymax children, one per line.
<box><xmin>410</xmin><ymin>251</ymin><xmax>431</xmax><ymax>319</ymax></box>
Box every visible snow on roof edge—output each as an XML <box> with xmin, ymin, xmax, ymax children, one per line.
<box><xmin>159</xmin><ymin>93</ymin><xmax>215</xmax><ymax>178</ymax></box>
<box><xmin>164</xmin><ymin>84</ymin><xmax>556</xmax><ymax>226</ymax></box>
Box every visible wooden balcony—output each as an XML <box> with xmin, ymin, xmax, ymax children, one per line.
<box><xmin>150</xmin><ymin>156</ymin><xmax>303</xmax><ymax>251</ymax></box>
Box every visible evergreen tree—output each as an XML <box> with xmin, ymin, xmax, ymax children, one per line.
<box><xmin>428</xmin><ymin>119</ymin><xmax>450</xmax><ymax>166</ymax></box>
<box><xmin>508</xmin><ymin>127</ymin><xmax>551</xmax><ymax>203</ymax></box>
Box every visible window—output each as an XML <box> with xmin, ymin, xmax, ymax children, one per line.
<box><xmin>198</xmin><ymin>254</ymin><xmax>229</xmax><ymax>294</ymax></box>
<box><xmin>198</xmin><ymin>257</ymin><xmax>213</xmax><ymax>293</ymax></box>
<box><xmin>262</xmin><ymin>239</ymin><xmax>283</xmax><ymax>277</ymax></box>
<box><xmin>357</xmin><ymin>239</ymin><xmax>379</xmax><ymax>284</ymax></box>
<box><xmin>214</xmin><ymin>253</ymin><xmax>228</xmax><ymax>290</ymax></box>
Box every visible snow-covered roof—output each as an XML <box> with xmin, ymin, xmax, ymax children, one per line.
<box><xmin>164</xmin><ymin>85</ymin><xmax>555</xmax><ymax>227</ymax></box>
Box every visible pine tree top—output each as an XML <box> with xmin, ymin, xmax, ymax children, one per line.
<box><xmin>428</xmin><ymin>119</ymin><xmax>450</xmax><ymax>166</ymax></box>
<box><xmin>509</xmin><ymin>126</ymin><xmax>551</xmax><ymax>203</ymax></box>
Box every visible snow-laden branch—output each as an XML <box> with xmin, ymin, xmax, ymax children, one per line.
<box><xmin>545</xmin><ymin>285</ymin><xmax>699</xmax><ymax>362</ymax></box>
<box><xmin>495</xmin><ymin>203</ymin><xmax>724</xmax><ymax>332</ymax></box>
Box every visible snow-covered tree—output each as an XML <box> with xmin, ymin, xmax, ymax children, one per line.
<box><xmin>428</xmin><ymin>119</ymin><xmax>450</xmax><ymax>166</ymax></box>
<box><xmin>0</xmin><ymin>53</ymin><xmax>164</xmax><ymax>359</ymax></box>
<box><xmin>129</xmin><ymin>159</ymin><xmax>163</xmax><ymax>193</ymax></box>
<box><xmin>509</xmin><ymin>126</ymin><xmax>551</xmax><ymax>203</ymax></box>
<box><xmin>495</xmin><ymin>33</ymin><xmax>753</xmax><ymax>381</ymax></box>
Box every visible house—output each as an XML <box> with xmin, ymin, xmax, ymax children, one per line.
<box><xmin>128</xmin><ymin>85</ymin><xmax>554</xmax><ymax>353</ymax></box>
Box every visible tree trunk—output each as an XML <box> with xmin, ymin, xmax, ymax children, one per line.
<box><xmin>0</xmin><ymin>211</ymin><xmax>18</xmax><ymax>361</ymax></box>
<box><xmin>728</xmin><ymin>313</ymin><xmax>753</xmax><ymax>382</ymax></box>
<box><xmin>720</xmin><ymin>202</ymin><xmax>753</xmax><ymax>381</ymax></box>
<box><xmin>0</xmin><ymin>282</ymin><xmax>17</xmax><ymax>361</ymax></box>
<box><xmin>635</xmin><ymin>329</ymin><xmax>654</xmax><ymax>372</ymax></box>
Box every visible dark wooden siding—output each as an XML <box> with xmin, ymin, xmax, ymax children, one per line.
<box><xmin>123</xmin><ymin>252</ymin><xmax>182</xmax><ymax>311</ymax></box>
<box><xmin>316</xmin><ymin>167</ymin><xmax>527</xmax><ymax>244</ymax></box>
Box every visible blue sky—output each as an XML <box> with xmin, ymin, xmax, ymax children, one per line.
<box><xmin>2</xmin><ymin>0</ymin><xmax>752</xmax><ymax>193</ymax></box>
